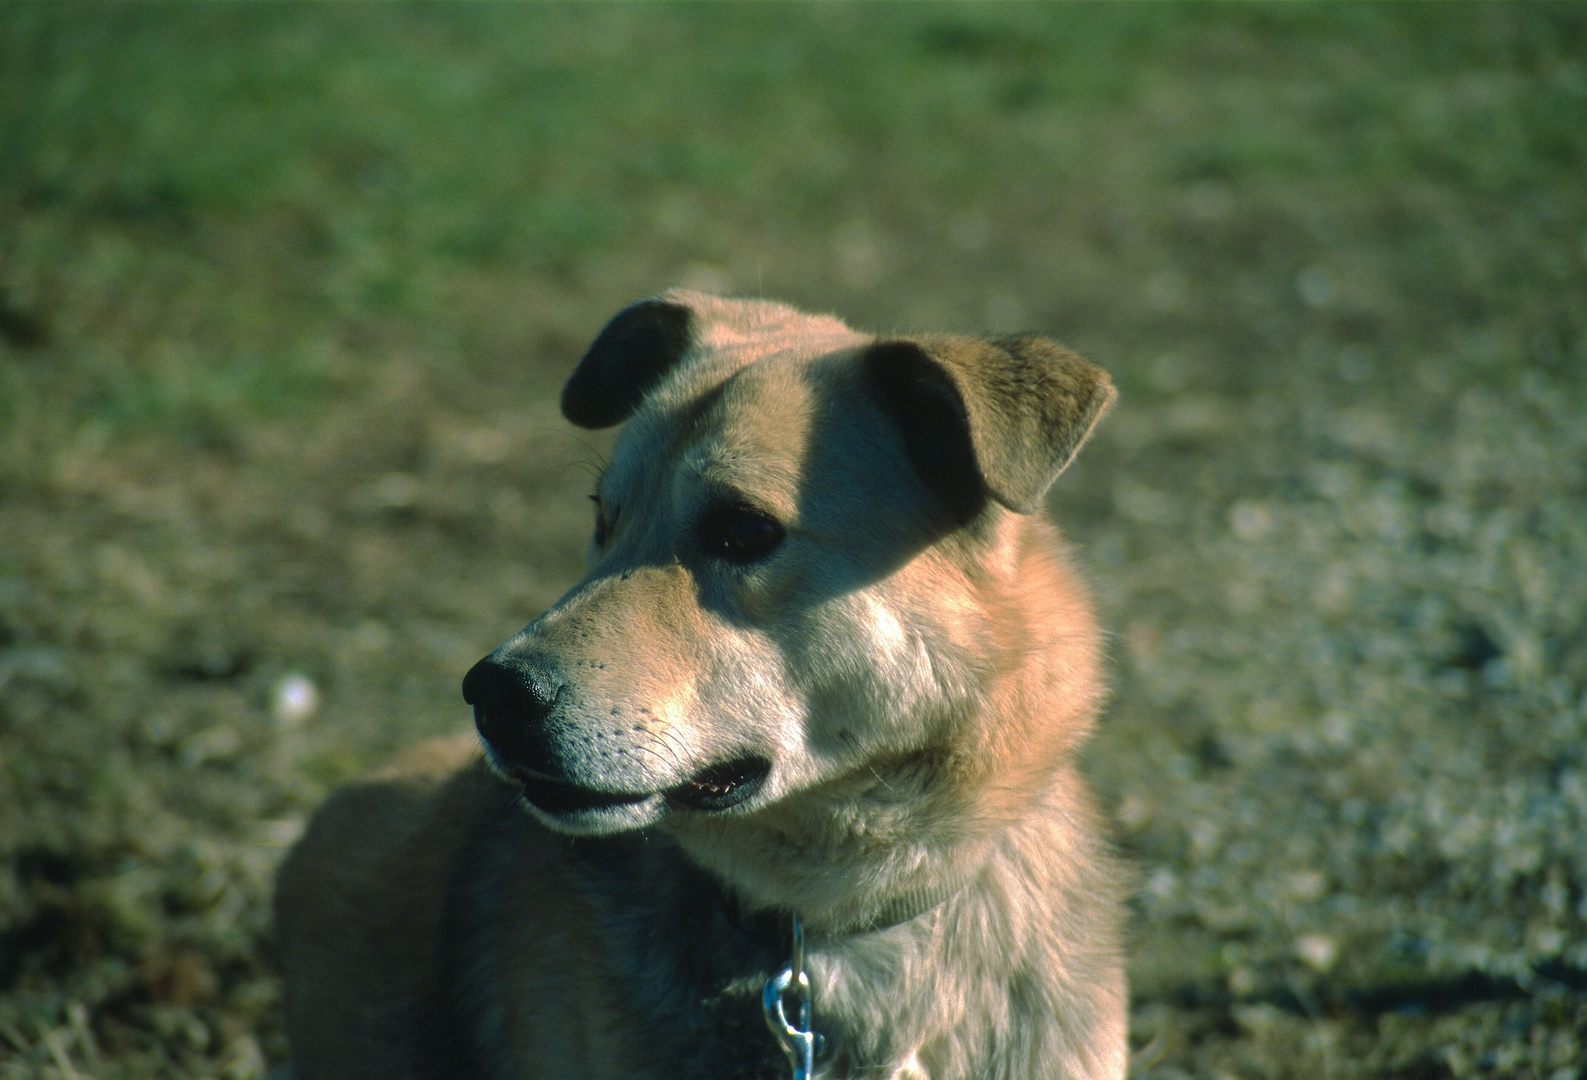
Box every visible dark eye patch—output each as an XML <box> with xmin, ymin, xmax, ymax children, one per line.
<box><xmin>697</xmin><ymin>502</ymin><xmax>785</xmax><ymax>564</ymax></box>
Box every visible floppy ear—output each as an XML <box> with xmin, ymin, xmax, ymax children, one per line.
<box><xmin>560</xmin><ymin>298</ymin><xmax>694</xmax><ymax>429</ymax></box>
<box><xmin>864</xmin><ymin>334</ymin><xmax>1115</xmax><ymax>518</ymax></box>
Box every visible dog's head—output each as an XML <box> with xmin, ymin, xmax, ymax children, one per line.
<box><xmin>463</xmin><ymin>291</ymin><xmax>1113</xmax><ymax>847</ymax></box>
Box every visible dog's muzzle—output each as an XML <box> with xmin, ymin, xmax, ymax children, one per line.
<box><xmin>461</xmin><ymin>653</ymin><xmax>771</xmax><ymax>817</ymax></box>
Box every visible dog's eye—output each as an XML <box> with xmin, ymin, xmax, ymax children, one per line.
<box><xmin>698</xmin><ymin>503</ymin><xmax>785</xmax><ymax>564</ymax></box>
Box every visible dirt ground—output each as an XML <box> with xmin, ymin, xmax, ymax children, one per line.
<box><xmin>2</xmin><ymin>5</ymin><xmax>1585</xmax><ymax>1078</ymax></box>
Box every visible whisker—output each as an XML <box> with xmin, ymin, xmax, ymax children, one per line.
<box><xmin>868</xmin><ymin>765</ymin><xmax>898</xmax><ymax>795</ymax></box>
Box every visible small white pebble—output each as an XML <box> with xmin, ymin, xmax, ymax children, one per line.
<box><xmin>1294</xmin><ymin>934</ymin><xmax>1338</xmax><ymax>972</ymax></box>
<box><xmin>273</xmin><ymin>673</ymin><xmax>320</xmax><ymax>726</ymax></box>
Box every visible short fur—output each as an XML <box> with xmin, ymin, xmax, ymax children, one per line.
<box><xmin>276</xmin><ymin>291</ymin><xmax>1125</xmax><ymax>1079</ymax></box>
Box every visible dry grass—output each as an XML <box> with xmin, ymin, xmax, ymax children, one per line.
<box><xmin>1</xmin><ymin>4</ymin><xmax>1584</xmax><ymax>1077</ymax></box>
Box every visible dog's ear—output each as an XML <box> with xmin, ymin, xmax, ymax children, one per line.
<box><xmin>561</xmin><ymin>298</ymin><xmax>695</xmax><ymax>429</ymax></box>
<box><xmin>864</xmin><ymin>334</ymin><xmax>1115</xmax><ymax>519</ymax></box>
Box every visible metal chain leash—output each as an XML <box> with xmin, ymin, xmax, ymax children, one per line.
<box><xmin>762</xmin><ymin>912</ymin><xmax>816</xmax><ymax>1080</ymax></box>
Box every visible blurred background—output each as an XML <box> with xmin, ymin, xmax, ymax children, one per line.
<box><xmin>1</xmin><ymin>4</ymin><xmax>1584</xmax><ymax>1077</ymax></box>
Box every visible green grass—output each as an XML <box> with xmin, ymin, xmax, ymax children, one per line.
<box><xmin>4</xmin><ymin>3</ymin><xmax>1578</xmax><ymax>444</ymax></box>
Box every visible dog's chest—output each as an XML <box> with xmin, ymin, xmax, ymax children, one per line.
<box><xmin>578</xmin><ymin>834</ymin><xmax>816</xmax><ymax>1079</ymax></box>
<box><xmin>451</xmin><ymin>810</ymin><xmax>836</xmax><ymax>1079</ymax></box>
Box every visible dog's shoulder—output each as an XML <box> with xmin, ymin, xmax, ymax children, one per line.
<box><xmin>276</xmin><ymin>734</ymin><xmax>505</xmax><ymax>924</ymax></box>
<box><xmin>277</xmin><ymin>735</ymin><xmax>650</xmax><ymax>1079</ymax></box>
<box><xmin>274</xmin><ymin>735</ymin><xmax>519</xmax><ymax>1079</ymax></box>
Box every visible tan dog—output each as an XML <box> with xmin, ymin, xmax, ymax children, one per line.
<box><xmin>275</xmin><ymin>291</ymin><xmax>1125</xmax><ymax>1079</ymax></box>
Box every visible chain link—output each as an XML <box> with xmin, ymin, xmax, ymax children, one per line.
<box><xmin>762</xmin><ymin>912</ymin><xmax>816</xmax><ymax>1080</ymax></box>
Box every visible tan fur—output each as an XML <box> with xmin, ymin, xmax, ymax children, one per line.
<box><xmin>276</xmin><ymin>292</ymin><xmax>1126</xmax><ymax>1079</ymax></box>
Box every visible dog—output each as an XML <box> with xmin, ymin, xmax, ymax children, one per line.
<box><xmin>274</xmin><ymin>291</ymin><xmax>1125</xmax><ymax>1079</ymax></box>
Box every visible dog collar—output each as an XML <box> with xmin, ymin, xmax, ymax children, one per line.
<box><xmin>815</xmin><ymin>868</ymin><xmax>978</xmax><ymax>936</ymax></box>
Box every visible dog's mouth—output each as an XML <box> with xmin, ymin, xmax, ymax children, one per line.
<box><xmin>510</xmin><ymin>755</ymin><xmax>771</xmax><ymax>817</ymax></box>
<box><xmin>511</xmin><ymin>771</ymin><xmax>653</xmax><ymax>816</ymax></box>
<box><xmin>664</xmin><ymin>755</ymin><xmax>771</xmax><ymax>811</ymax></box>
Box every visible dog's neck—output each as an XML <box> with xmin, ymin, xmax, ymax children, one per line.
<box><xmin>582</xmin><ymin>767</ymin><xmax>1120</xmax><ymax>1079</ymax></box>
<box><xmin>714</xmin><ymin>832</ymin><xmax>981</xmax><ymax>942</ymax></box>
<box><xmin>666</xmin><ymin>753</ymin><xmax>1007</xmax><ymax>937</ymax></box>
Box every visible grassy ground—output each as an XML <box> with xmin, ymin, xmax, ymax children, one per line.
<box><xmin>2</xmin><ymin>4</ymin><xmax>1585</xmax><ymax>1077</ymax></box>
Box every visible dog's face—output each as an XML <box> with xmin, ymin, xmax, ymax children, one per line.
<box><xmin>463</xmin><ymin>291</ymin><xmax>1113</xmax><ymax>840</ymax></box>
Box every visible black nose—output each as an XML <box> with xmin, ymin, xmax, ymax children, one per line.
<box><xmin>461</xmin><ymin>653</ymin><xmax>564</xmax><ymax>769</ymax></box>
